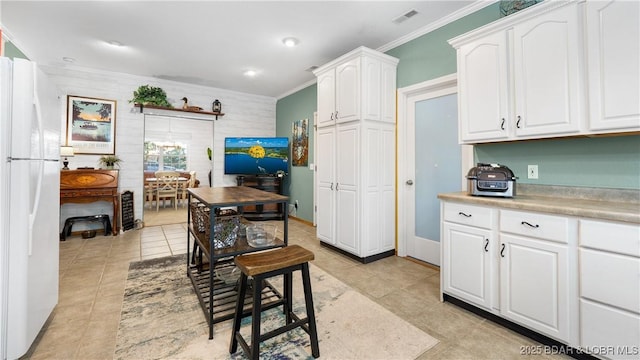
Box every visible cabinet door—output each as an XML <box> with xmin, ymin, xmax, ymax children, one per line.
<box><xmin>442</xmin><ymin>222</ymin><xmax>493</xmax><ymax>310</ymax></box>
<box><xmin>335</xmin><ymin>58</ymin><xmax>360</xmax><ymax>123</ymax></box>
<box><xmin>335</xmin><ymin>124</ymin><xmax>359</xmax><ymax>254</ymax></box>
<box><xmin>512</xmin><ymin>4</ymin><xmax>582</xmax><ymax>138</ymax></box>
<box><xmin>586</xmin><ymin>0</ymin><xmax>640</xmax><ymax>132</ymax></box>
<box><xmin>580</xmin><ymin>299</ymin><xmax>640</xmax><ymax>360</ymax></box>
<box><xmin>380</xmin><ymin>62</ymin><xmax>397</xmax><ymax>123</ymax></box>
<box><xmin>500</xmin><ymin>234</ymin><xmax>569</xmax><ymax>342</ymax></box>
<box><xmin>457</xmin><ymin>31</ymin><xmax>510</xmax><ymax>143</ymax></box>
<box><xmin>317</xmin><ymin>70</ymin><xmax>336</xmax><ymax>127</ymax></box>
<box><xmin>316</xmin><ymin>127</ymin><xmax>336</xmax><ymax>244</ymax></box>
<box><xmin>361</xmin><ymin>56</ymin><xmax>381</xmax><ymax>122</ymax></box>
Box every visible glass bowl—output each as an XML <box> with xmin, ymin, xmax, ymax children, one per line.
<box><xmin>246</xmin><ymin>224</ymin><xmax>277</xmax><ymax>247</ymax></box>
<box><xmin>215</xmin><ymin>266</ymin><xmax>240</xmax><ymax>285</ymax></box>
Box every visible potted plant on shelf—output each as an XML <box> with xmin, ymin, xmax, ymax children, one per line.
<box><xmin>98</xmin><ymin>155</ymin><xmax>122</xmax><ymax>169</ymax></box>
<box><xmin>129</xmin><ymin>85</ymin><xmax>173</xmax><ymax>108</ymax></box>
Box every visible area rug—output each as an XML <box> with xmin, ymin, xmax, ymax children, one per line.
<box><xmin>115</xmin><ymin>254</ymin><xmax>439</xmax><ymax>359</ymax></box>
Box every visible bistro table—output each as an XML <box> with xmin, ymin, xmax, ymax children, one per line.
<box><xmin>186</xmin><ymin>186</ymin><xmax>289</xmax><ymax>339</ymax></box>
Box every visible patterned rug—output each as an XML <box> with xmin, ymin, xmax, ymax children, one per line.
<box><xmin>115</xmin><ymin>254</ymin><xmax>439</xmax><ymax>359</ymax></box>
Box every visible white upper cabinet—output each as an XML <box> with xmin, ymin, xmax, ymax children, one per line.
<box><xmin>335</xmin><ymin>58</ymin><xmax>360</xmax><ymax>124</ymax></box>
<box><xmin>451</xmin><ymin>1</ymin><xmax>584</xmax><ymax>144</ymax></box>
<box><xmin>313</xmin><ymin>47</ymin><xmax>398</xmax><ymax>128</ymax></box>
<box><xmin>457</xmin><ymin>31</ymin><xmax>510</xmax><ymax>142</ymax></box>
<box><xmin>316</xmin><ymin>71</ymin><xmax>336</xmax><ymax>128</ymax></box>
<box><xmin>585</xmin><ymin>0</ymin><xmax>640</xmax><ymax>132</ymax></box>
<box><xmin>511</xmin><ymin>4</ymin><xmax>582</xmax><ymax>138</ymax></box>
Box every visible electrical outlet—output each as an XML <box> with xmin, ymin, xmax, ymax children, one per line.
<box><xmin>528</xmin><ymin>165</ymin><xmax>539</xmax><ymax>179</ymax></box>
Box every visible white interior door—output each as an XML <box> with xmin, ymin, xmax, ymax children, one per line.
<box><xmin>397</xmin><ymin>75</ymin><xmax>472</xmax><ymax>266</ymax></box>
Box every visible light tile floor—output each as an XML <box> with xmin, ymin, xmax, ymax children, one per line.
<box><xmin>22</xmin><ymin>218</ymin><xmax>568</xmax><ymax>359</ymax></box>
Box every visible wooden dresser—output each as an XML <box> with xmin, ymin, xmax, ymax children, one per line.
<box><xmin>60</xmin><ymin>169</ymin><xmax>119</xmax><ymax>235</ymax></box>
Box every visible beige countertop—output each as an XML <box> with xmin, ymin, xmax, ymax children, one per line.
<box><xmin>438</xmin><ymin>191</ymin><xmax>640</xmax><ymax>224</ymax></box>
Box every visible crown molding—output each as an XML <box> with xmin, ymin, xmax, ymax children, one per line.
<box><xmin>377</xmin><ymin>0</ymin><xmax>499</xmax><ymax>53</ymax></box>
<box><xmin>279</xmin><ymin>1</ymin><xmax>498</xmax><ymax>99</ymax></box>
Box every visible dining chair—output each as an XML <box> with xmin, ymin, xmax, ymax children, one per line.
<box><xmin>178</xmin><ymin>171</ymin><xmax>197</xmax><ymax>207</ymax></box>
<box><xmin>154</xmin><ymin>170</ymin><xmax>180</xmax><ymax>211</ymax></box>
<box><xmin>144</xmin><ymin>177</ymin><xmax>156</xmax><ymax>209</ymax></box>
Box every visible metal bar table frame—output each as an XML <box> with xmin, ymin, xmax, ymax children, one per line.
<box><xmin>186</xmin><ymin>186</ymin><xmax>289</xmax><ymax>339</ymax></box>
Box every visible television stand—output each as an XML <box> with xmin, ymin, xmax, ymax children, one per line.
<box><xmin>236</xmin><ymin>175</ymin><xmax>284</xmax><ymax>220</ymax></box>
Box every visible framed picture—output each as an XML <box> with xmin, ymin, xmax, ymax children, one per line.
<box><xmin>292</xmin><ymin>118</ymin><xmax>308</xmax><ymax>166</ymax></box>
<box><xmin>66</xmin><ymin>95</ymin><xmax>117</xmax><ymax>155</ymax></box>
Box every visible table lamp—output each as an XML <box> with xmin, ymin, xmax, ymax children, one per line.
<box><xmin>60</xmin><ymin>146</ymin><xmax>74</xmax><ymax>170</ymax></box>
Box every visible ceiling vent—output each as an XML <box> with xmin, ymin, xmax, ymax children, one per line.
<box><xmin>392</xmin><ymin>9</ymin><xmax>418</xmax><ymax>24</ymax></box>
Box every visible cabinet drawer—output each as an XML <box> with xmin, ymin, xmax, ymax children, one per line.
<box><xmin>500</xmin><ymin>210</ymin><xmax>569</xmax><ymax>243</ymax></box>
<box><xmin>580</xmin><ymin>219</ymin><xmax>640</xmax><ymax>257</ymax></box>
<box><xmin>580</xmin><ymin>299</ymin><xmax>640</xmax><ymax>359</ymax></box>
<box><xmin>580</xmin><ymin>248</ymin><xmax>640</xmax><ymax>313</ymax></box>
<box><xmin>443</xmin><ymin>202</ymin><xmax>493</xmax><ymax>229</ymax></box>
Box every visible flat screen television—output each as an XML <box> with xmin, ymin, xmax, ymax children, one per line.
<box><xmin>224</xmin><ymin>137</ymin><xmax>289</xmax><ymax>175</ymax></box>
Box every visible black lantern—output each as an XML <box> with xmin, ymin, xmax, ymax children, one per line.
<box><xmin>212</xmin><ymin>99</ymin><xmax>222</xmax><ymax>113</ymax></box>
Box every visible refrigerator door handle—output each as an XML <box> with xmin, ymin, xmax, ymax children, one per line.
<box><xmin>28</xmin><ymin>159</ymin><xmax>45</xmax><ymax>256</ymax></box>
<box><xmin>33</xmin><ymin>75</ymin><xmax>45</xmax><ymax>161</ymax></box>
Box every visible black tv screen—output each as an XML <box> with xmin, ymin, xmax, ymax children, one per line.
<box><xmin>224</xmin><ymin>137</ymin><xmax>289</xmax><ymax>175</ymax></box>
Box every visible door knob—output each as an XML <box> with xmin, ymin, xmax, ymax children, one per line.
<box><xmin>406</xmin><ymin>180</ymin><xmax>414</xmax><ymax>185</ymax></box>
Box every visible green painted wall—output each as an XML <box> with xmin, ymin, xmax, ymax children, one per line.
<box><xmin>275</xmin><ymin>84</ymin><xmax>316</xmax><ymax>221</ymax></box>
<box><xmin>475</xmin><ymin>135</ymin><xmax>640</xmax><ymax>189</ymax></box>
<box><xmin>276</xmin><ymin>3</ymin><xmax>640</xmax><ymax>222</ymax></box>
<box><xmin>2</xmin><ymin>40</ymin><xmax>28</xmax><ymax>60</ymax></box>
<box><xmin>386</xmin><ymin>3</ymin><xmax>501</xmax><ymax>88</ymax></box>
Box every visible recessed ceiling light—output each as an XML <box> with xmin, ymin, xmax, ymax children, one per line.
<box><xmin>106</xmin><ymin>40</ymin><xmax>124</xmax><ymax>47</ymax></box>
<box><xmin>244</xmin><ymin>70</ymin><xmax>257</xmax><ymax>77</ymax></box>
<box><xmin>282</xmin><ymin>37</ymin><xmax>299</xmax><ymax>47</ymax></box>
<box><xmin>62</xmin><ymin>57</ymin><xmax>75</xmax><ymax>63</ymax></box>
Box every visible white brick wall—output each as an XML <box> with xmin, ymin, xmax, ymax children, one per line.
<box><xmin>46</xmin><ymin>65</ymin><xmax>276</xmax><ymax>231</ymax></box>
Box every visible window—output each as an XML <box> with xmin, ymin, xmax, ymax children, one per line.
<box><xmin>144</xmin><ymin>141</ymin><xmax>188</xmax><ymax>171</ymax></box>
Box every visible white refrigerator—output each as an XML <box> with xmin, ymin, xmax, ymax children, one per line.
<box><xmin>0</xmin><ymin>57</ymin><xmax>60</xmax><ymax>359</ymax></box>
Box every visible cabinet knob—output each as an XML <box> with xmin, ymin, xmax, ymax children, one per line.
<box><xmin>406</xmin><ymin>180</ymin><xmax>414</xmax><ymax>185</ymax></box>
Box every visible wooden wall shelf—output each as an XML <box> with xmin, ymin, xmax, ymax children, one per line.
<box><xmin>134</xmin><ymin>103</ymin><xmax>225</xmax><ymax>120</ymax></box>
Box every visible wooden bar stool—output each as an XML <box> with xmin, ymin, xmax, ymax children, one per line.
<box><xmin>229</xmin><ymin>245</ymin><xmax>320</xmax><ymax>359</ymax></box>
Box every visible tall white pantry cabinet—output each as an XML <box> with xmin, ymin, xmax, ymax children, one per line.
<box><xmin>313</xmin><ymin>47</ymin><xmax>398</xmax><ymax>263</ymax></box>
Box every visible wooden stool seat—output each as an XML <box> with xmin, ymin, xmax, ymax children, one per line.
<box><xmin>234</xmin><ymin>245</ymin><xmax>314</xmax><ymax>276</ymax></box>
<box><xmin>230</xmin><ymin>245</ymin><xmax>320</xmax><ymax>359</ymax></box>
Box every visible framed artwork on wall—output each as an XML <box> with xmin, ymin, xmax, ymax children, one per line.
<box><xmin>66</xmin><ymin>95</ymin><xmax>117</xmax><ymax>155</ymax></box>
<box><xmin>292</xmin><ymin>118</ymin><xmax>308</xmax><ymax>166</ymax></box>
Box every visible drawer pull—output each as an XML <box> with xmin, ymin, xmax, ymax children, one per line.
<box><xmin>521</xmin><ymin>221</ymin><xmax>539</xmax><ymax>229</ymax></box>
<box><xmin>516</xmin><ymin>115</ymin><xmax>522</xmax><ymax>128</ymax></box>
<box><xmin>484</xmin><ymin>239</ymin><xmax>489</xmax><ymax>252</ymax></box>
<box><xmin>458</xmin><ymin>212</ymin><xmax>472</xmax><ymax>218</ymax></box>
<box><xmin>500</xmin><ymin>243</ymin><xmax>505</xmax><ymax>258</ymax></box>
<box><xmin>500</xmin><ymin>118</ymin><xmax>505</xmax><ymax>130</ymax></box>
